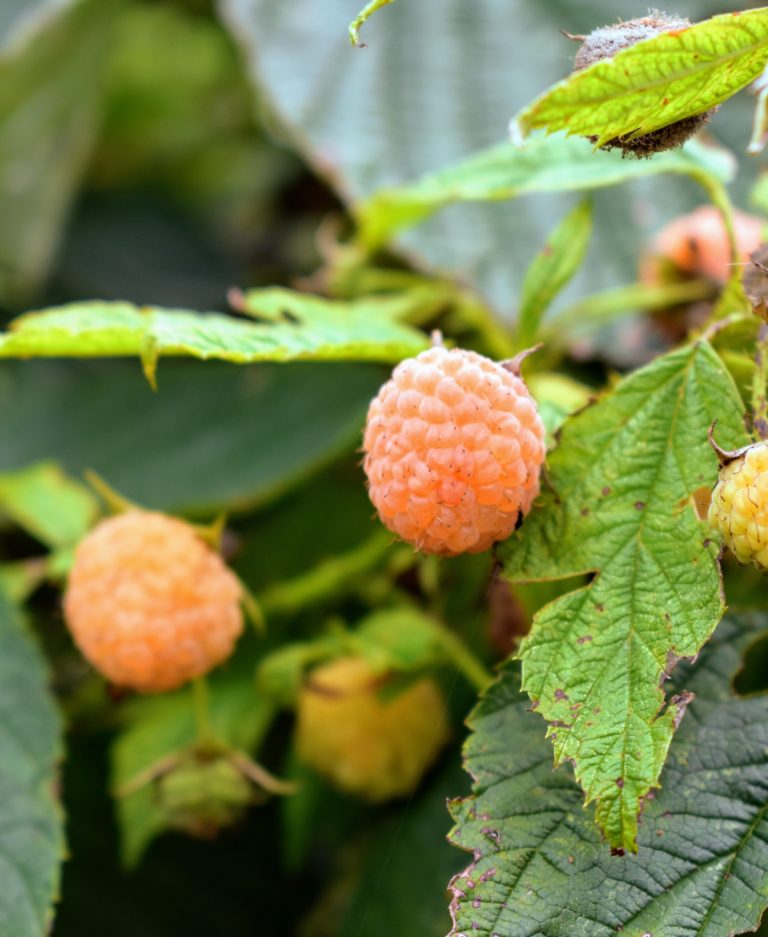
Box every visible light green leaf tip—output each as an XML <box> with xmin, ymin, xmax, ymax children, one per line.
<box><xmin>499</xmin><ymin>342</ymin><xmax>747</xmax><ymax>851</ymax></box>
<box><xmin>0</xmin><ymin>291</ymin><xmax>430</xmax><ymax>384</ymax></box>
<box><xmin>512</xmin><ymin>8</ymin><xmax>768</xmax><ymax>146</ymax></box>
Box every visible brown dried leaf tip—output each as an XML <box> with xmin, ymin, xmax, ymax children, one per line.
<box><xmin>571</xmin><ymin>11</ymin><xmax>716</xmax><ymax>157</ymax></box>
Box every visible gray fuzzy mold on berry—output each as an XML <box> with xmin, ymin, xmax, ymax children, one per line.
<box><xmin>573</xmin><ymin>11</ymin><xmax>715</xmax><ymax>157</ymax></box>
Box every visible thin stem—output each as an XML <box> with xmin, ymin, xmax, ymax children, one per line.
<box><xmin>349</xmin><ymin>0</ymin><xmax>396</xmax><ymax>45</ymax></box>
<box><xmin>192</xmin><ymin>677</ymin><xmax>217</xmax><ymax>750</ymax></box>
<box><xmin>435</xmin><ymin>622</ymin><xmax>493</xmax><ymax>692</ymax></box>
<box><xmin>752</xmin><ymin>323</ymin><xmax>768</xmax><ymax>440</ymax></box>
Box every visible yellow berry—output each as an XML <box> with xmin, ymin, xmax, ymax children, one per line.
<box><xmin>709</xmin><ymin>442</ymin><xmax>768</xmax><ymax>569</ymax></box>
<box><xmin>296</xmin><ymin>657</ymin><xmax>449</xmax><ymax>801</ymax></box>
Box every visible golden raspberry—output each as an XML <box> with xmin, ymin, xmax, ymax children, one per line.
<box><xmin>295</xmin><ymin>657</ymin><xmax>449</xmax><ymax>802</ymax></box>
<box><xmin>708</xmin><ymin>442</ymin><xmax>768</xmax><ymax>569</ymax></box>
<box><xmin>64</xmin><ymin>511</ymin><xmax>243</xmax><ymax>692</ymax></box>
<box><xmin>362</xmin><ymin>346</ymin><xmax>546</xmax><ymax>555</ymax></box>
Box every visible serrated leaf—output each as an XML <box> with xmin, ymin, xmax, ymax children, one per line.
<box><xmin>517</xmin><ymin>200</ymin><xmax>592</xmax><ymax>348</ymax></box>
<box><xmin>0</xmin><ymin>462</ymin><xmax>97</xmax><ymax>548</ymax></box>
<box><xmin>0</xmin><ymin>296</ymin><xmax>428</xmax><ymax>381</ymax></box>
<box><xmin>499</xmin><ymin>342</ymin><xmax>747</xmax><ymax>851</ymax></box>
<box><xmin>0</xmin><ymin>591</ymin><xmax>64</xmax><ymax>937</ymax></box>
<box><xmin>356</xmin><ymin>135</ymin><xmax>734</xmax><ymax>250</ymax></box>
<box><xmin>513</xmin><ymin>8</ymin><xmax>768</xmax><ymax>148</ymax></box>
<box><xmin>448</xmin><ymin>615</ymin><xmax>768</xmax><ymax>937</ymax></box>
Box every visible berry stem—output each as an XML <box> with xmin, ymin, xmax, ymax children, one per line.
<box><xmin>752</xmin><ymin>323</ymin><xmax>768</xmax><ymax>440</ymax></box>
<box><xmin>434</xmin><ymin>622</ymin><xmax>493</xmax><ymax>692</ymax></box>
<box><xmin>192</xmin><ymin>677</ymin><xmax>218</xmax><ymax>751</ymax></box>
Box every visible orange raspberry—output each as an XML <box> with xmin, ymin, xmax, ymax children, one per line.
<box><xmin>295</xmin><ymin>656</ymin><xmax>448</xmax><ymax>801</ymax></box>
<box><xmin>640</xmin><ymin>206</ymin><xmax>764</xmax><ymax>286</ymax></box>
<box><xmin>64</xmin><ymin>511</ymin><xmax>243</xmax><ymax>692</ymax></box>
<box><xmin>362</xmin><ymin>346</ymin><xmax>546</xmax><ymax>555</ymax></box>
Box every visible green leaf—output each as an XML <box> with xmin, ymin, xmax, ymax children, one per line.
<box><xmin>512</xmin><ymin>8</ymin><xmax>768</xmax><ymax>147</ymax></box>
<box><xmin>0</xmin><ymin>462</ymin><xmax>97</xmax><ymax>548</ymax></box>
<box><xmin>355</xmin><ymin>135</ymin><xmax>734</xmax><ymax>250</ymax></box>
<box><xmin>499</xmin><ymin>341</ymin><xmax>747</xmax><ymax>851</ymax></box>
<box><xmin>112</xmin><ymin>654</ymin><xmax>275</xmax><ymax>865</ymax></box>
<box><xmin>0</xmin><ymin>591</ymin><xmax>64</xmax><ymax>936</ymax></box>
<box><xmin>0</xmin><ymin>296</ymin><xmax>428</xmax><ymax>384</ymax></box>
<box><xmin>517</xmin><ymin>200</ymin><xmax>592</xmax><ymax>348</ymax></box>
<box><xmin>0</xmin><ymin>0</ymin><xmax>121</xmax><ymax>306</ymax></box>
<box><xmin>448</xmin><ymin>615</ymin><xmax>768</xmax><ymax>937</ymax></box>
<box><xmin>0</xmin><ymin>359</ymin><xmax>384</xmax><ymax>515</ymax></box>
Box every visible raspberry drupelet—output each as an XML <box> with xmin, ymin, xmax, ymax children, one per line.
<box><xmin>709</xmin><ymin>441</ymin><xmax>768</xmax><ymax>571</ymax></box>
<box><xmin>64</xmin><ymin>510</ymin><xmax>243</xmax><ymax>692</ymax></box>
<box><xmin>363</xmin><ymin>345</ymin><xmax>546</xmax><ymax>556</ymax></box>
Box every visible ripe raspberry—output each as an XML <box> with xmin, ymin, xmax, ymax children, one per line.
<box><xmin>295</xmin><ymin>656</ymin><xmax>449</xmax><ymax>802</ymax></box>
<box><xmin>362</xmin><ymin>345</ymin><xmax>546</xmax><ymax>555</ymax></box>
<box><xmin>640</xmin><ymin>206</ymin><xmax>764</xmax><ymax>286</ymax></box>
<box><xmin>64</xmin><ymin>511</ymin><xmax>243</xmax><ymax>692</ymax></box>
<box><xmin>572</xmin><ymin>14</ymin><xmax>715</xmax><ymax>157</ymax></box>
<box><xmin>708</xmin><ymin>441</ymin><xmax>768</xmax><ymax>569</ymax></box>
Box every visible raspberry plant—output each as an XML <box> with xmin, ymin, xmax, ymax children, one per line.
<box><xmin>5</xmin><ymin>2</ymin><xmax>768</xmax><ymax>936</ymax></box>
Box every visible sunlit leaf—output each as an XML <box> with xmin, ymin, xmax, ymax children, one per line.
<box><xmin>499</xmin><ymin>341</ymin><xmax>747</xmax><ymax>851</ymax></box>
<box><xmin>512</xmin><ymin>8</ymin><xmax>768</xmax><ymax>148</ymax></box>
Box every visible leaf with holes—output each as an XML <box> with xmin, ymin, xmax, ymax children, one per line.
<box><xmin>448</xmin><ymin>615</ymin><xmax>768</xmax><ymax>937</ymax></box>
<box><xmin>511</xmin><ymin>8</ymin><xmax>768</xmax><ymax>148</ymax></box>
<box><xmin>499</xmin><ymin>341</ymin><xmax>747</xmax><ymax>852</ymax></box>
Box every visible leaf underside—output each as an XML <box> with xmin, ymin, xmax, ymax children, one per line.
<box><xmin>499</xmin><ymin>341</ymin><xmax>747</xmax><ymax>851</ymax></box>
<box><xmin>448</xmin><ymin>615</ymin><xmax>768</xmax><ymax>937</ymax></box>
<box><xmin>514</xmin><ymin>8</ymin><xmax>768</xmax><ymax>146</ymax></box>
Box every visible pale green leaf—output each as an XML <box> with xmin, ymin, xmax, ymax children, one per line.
<box><xmin>513</xmin><ymin>8</ymin><xmax>768</xmax><ymax>147</ymax></box>
<box><xmin>0</xmin><ymin>591</ymin><xmax>63</xmax><ymax>937</ymax></box>
<box><xmin>0</xmin><ymin>462</ymin><xmax>97</xmax><ymax>548</ymax></box>
<box><xmin>356</xmin><ymin>135</ymin><xmax>734</xmax><ymax>250</ymax></box>
<box><xmin>517</xmin><ymin>200</ymin><xmax>592</xmax><ymax>348</ymax></box>
<box><xmin>499</xmin><ymin>342</ymin><xmax>747</xmax><ymax>851</ymax></box>
<box><xmin>0</xmin><ymin>297</ymin><xmax>428</xmax><ymax>381</ymax></box>
<box><xmin>448</xmin><ymin>615</ymin><xmax>768</xmax><ymax>937</ymax></box>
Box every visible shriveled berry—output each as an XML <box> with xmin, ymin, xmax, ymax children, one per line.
<box><xmin>159</xmin><ymin>756</ymin><xmax>253</xmax><ymax>839</ymax></box>
<box><xmin>573</xmin><ymin>14</ymin><xmax>715</xmax><ymax>157</ymax></box>
<box><xmin>64</xmin><ymin>511</ymin><xmax>243</xmax><ymax>692</ymax></box>
<box><xmin>295</xmin><ymin>657</ymin><xmax>449</xmax><ymax>802</ymax></box>
<box><xmin>363</xmin><ymin>346</ymin><xmax>546</xmax><ymax>555</ymax></box>
<box><xmin>709</xmin><ymin>441</ymin><xmax>768</xmax><ymax>569</ymax></box>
